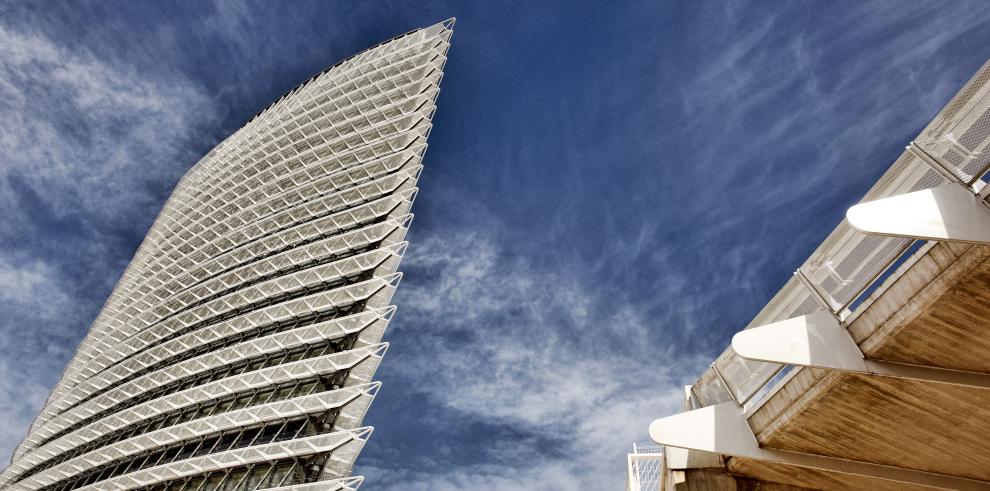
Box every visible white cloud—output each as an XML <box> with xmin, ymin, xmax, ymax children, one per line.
<box><xmin>0</xmin><ymin>23</ymin><xmax>218</xmax><ymax>466</ymax></box>
<box><xmin>0</xmin><ymin>257</ymin><xmax>75</xmax><ymax>465</ymax></box>
<box><xmin>361</xmin><ymin>215</ymin><xmax>703</xmax><ymax>489</ymax></box>
<box><xmin>0</xmin><ymin>24</ymin><xmax>216</xmax><ymax>227</ymax></box>
<box><xmin>0</xmin><ymin>357</ymin><xmax>53</xmax><ymax>466</ymax></box>
<box><xmin>5</xmin><ymin>1</ymin><xmax>990</xmax><ymax>486</ymax></box>
<box><xmin>0</xmin><ymin>258</ymin><xmax>71</xmax><ymax>321</ymax></box>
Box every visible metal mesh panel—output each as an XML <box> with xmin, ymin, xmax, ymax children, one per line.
<box><xmin>626</xmin><ymin>443</ymin><xmax>663</xmax><ymax>491</ymax></box>
<box><xmin>916</xmin><ymin>59</ymin><xmax>990</xmax><ymax>182</ymax></box>
<box><xmin>694</xmin><ymin>276</ymin><xmax>822</xmax><ymax>405</ymax></box>
<box><xmin>703</xmin><ymin>152</ymin><xmax>957</xmax><ymax>407</ymax></box>
<box><xmin>29</xmin><ymin>386</ymin><xmax>376</xmax><ymax>491</ymax></box>
<box><xmin>2</xmin><ymin>19</ymin><xmax>454</xmax><ymax>490</ymax></box>
<box><xmin>713</xmin><ymin>352</ymin><xmax>782</xmax><ymax>404</ymax></box>
<box><xmin>799</xmin><ymin>153</ymin><xmax>947</xmax><ymax>312</ymax></box>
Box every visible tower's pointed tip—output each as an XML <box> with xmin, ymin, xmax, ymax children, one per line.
<box><xmin>443</xmin><ymin>17</ymin><xmax>456</xmax><ymax>29</ymax></box>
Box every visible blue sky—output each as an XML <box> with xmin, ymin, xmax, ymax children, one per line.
<box><xmin>2</xmin><ymin>1</ymin><xmax>990</xmax><ymax>489</ymax></box>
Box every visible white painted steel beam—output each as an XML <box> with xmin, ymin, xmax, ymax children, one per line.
<box><xmin>650</xmin><ymin>403</ymin><xmax>990</xmax><ymax>490</ymax></box>
<box><xmin>731</xmin><ymin>312</ymin><xmax>990</xmax><ymax>389</ymax></box>
<box><xmin>2</xmin><ymin>19</ymin><xmax>454</xmax><ymax>490</ymax></box>
<box><xmin>663</xmin><ymin>446</ymin><xmax>723</xmax><ymax>471</ymax></box>
<box><xmin>847</xmin><ymin>183</ymin><xmax>990</xmax><ymax>244</ymax></box>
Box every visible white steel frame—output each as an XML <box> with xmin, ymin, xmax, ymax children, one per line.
<box><xmin>651</xmin><ymin>48</ymin><xmax>990</xmax><ymax>491</ymax></box>
<box><xmin>683</xmin><ymin>56</ymin><xmax>990</xmax><ymax>413</ymax></box>
<box><xmin>625</xmin><ymin>443</ymin><xmax>663</xmax><ymax>491</ymax></box>
<box><xmin>2</xmin><ymin>18</ymin><xmax>455</xmax><ymax>491</ymax></box>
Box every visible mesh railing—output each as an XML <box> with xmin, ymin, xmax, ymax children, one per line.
<box><xmin>690</xmin><ymin>58</ymin><xmax>990</xmax><ymax>410</ymax></box>
<box><xmin>627</xmin><ymin>443</ymin><xmax>663</xmax><ymax>491</ymax></box>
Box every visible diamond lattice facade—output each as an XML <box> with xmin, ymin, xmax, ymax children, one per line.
<box><xmin>0</xmin><ymin>19</ymin><xmax>453</xmax><ymax>491</ymax></box>
<box><xmin>626</xmin><ymin>443</ymin><xmax>663</xmax><ymax>491</ymax></box>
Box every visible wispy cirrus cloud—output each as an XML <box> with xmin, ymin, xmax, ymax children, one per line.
<box><xmin>0</xmin><ymin>23</ymin><xmax>218</xmax><ymax>465</ymax></box>
<box><xmin>641</xmin><ymin>1</ymin><xmax>990</xmax><ymax>316</ymax></box>
<box><xmin>0</xmin><ymin>25</ymin><xmax>216</xmax><ymax>228</ymax></box>
<box><xmin>355</xmin><ymin>3</ymin><xmax>990</xmax><ymax>488</ymax></box>
<box><xmin>356</xmin><ymin>191</ymin><xmax>702</xmax><ymax>490</ymax></box>
<box><xmin>4</xmin><ymin>1</ymin><xmax>990</xmax><ymax>489</ymax></box>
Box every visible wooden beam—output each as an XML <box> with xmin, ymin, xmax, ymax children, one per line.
<box><xmin>650</xmin><ymin>403</ymin><xmax>990</xmax><ymax>490</ymax></box>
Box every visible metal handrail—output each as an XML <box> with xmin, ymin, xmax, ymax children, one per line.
<box><xmin>691</xmin><ymin>57</ymin><xmax>990</xmax><ymax>409</ymax></box>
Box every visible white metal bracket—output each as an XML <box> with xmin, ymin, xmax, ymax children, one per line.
<box><xmin>650</xmin><ymin>402</ymin><xmax>990</xmax><ymax>490</ymax></box>
<box><xmin>663</xmin><ymin>446</ymin><xmax>724</xmax><ymax>470</ymax></box>
<box><xmin>847</xmin><ymin>183</ymin><xmax>990</xmax><ymax>244</ymax></box>
<box><xmin>731</xmin><ymin>312</ymin><xmax>990</xmax><ymax>389</ymax></box>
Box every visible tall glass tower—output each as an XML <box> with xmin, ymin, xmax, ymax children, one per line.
<box><xmin>0</xmin><ymin>19</ymin><xmax>453</xmax><ymax>491</ymax></box>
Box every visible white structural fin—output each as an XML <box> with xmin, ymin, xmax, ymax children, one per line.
<box><xmin>649</xmin><ymin>403</ymin><xmax>762</xmax><ymax>458</ymax></box>
<box><xmin>731</xmin><ymin>311</ymin><xmax>867</xmax><ymax>372</ymax></box>
<box><xmin>847</xmin><ymin>182</ymin><xmax>990</xmax><ymax>244</ymax></box>
<box><xmin>732</xmin><ymin>311</ymin><xmax>990</xmax><ymax>389</ymax></box>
